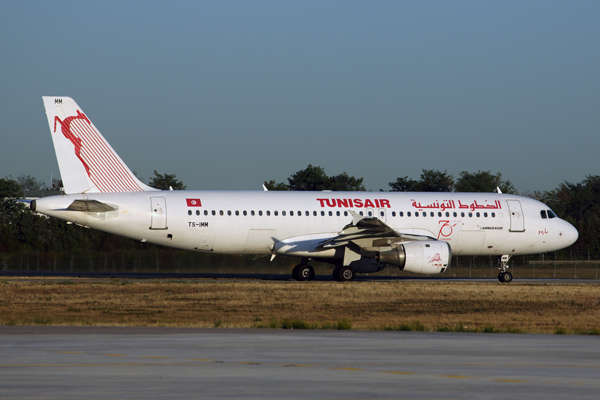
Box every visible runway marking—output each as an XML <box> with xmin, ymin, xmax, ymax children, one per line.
<box><xmin>439</xmin><ymin>375</ymin><xmax>471</xmax><ymax>379</ymax></box>
<box><xmin>237</xmin><ymin>362</ymin><xmax>262</xmax><ymax>365</ymax></box>
<box><xmin>141</xmin><ymin>356</ymin><xmax>170</xmax><ymax>359</ymax></box>
<box><xmin>188</xmin><ymin>358</ymin><xmax>216</xmax><ymax>362</ymax></box>
<box><xmin>493</xmin><ymin>379</ymin><xmax>526</xmax><ymax>383</ymax></box>
<box><xmin>101</xmin><ymin>354</ymin><xmax>127</xmax><ymax>357</ymax></box>
<box><xmin>54</xmin><ymin>351</ymin><xmax>83</xmax><ymax>354</ymax></box>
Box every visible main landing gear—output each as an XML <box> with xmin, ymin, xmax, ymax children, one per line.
<box><xmin>332</xmin><ymin>265</ymin><xmax>356</xmax><ymax>282</ymax></box>
<box><xmin>292</xmin><ymin>260</ymin><xmax>315</xmax><ymax>281</ymax></box>
<box><xmin>498</xmin><ymin>255</ymin><xmax>513</xmax><ymax>283</ymax></box>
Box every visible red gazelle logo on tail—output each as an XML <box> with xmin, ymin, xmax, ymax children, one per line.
<box><xmin>54</xmin><ymin>110</ymin><xmax>92</xmax><ymax>177</ymax></box>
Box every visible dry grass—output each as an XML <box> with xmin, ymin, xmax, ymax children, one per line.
<box><xmin>0</xmin><ymin>278</ymin><xmax>599</xmax><ymax>334</ymax></box>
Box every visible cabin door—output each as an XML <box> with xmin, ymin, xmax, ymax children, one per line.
<box><xmin>506</xmin><ymin>200</ymin><xmax>525</xmax><ymax>232</ymax></box>
<box><xmin>150</xmin><ymin>197</ymin><xmax>167</xmax><ymax>230</ymax></box>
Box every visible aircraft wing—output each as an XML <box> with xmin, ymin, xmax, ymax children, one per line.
<box><xmin>318</xmin><ymin>211</ymin><xmax>435</xmax><ymax>249</ymax></box>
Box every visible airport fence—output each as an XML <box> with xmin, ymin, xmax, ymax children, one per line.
<box><xmin>0</xmin><ymin>250</ymin><xmax>598</xmax><ymax>279</ymax></box>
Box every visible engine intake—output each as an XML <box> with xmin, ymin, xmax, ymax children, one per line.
<box><xmin>377</xmin><ymin>240</ymin><xmax>451</xmax><ymax>275</ymax></box>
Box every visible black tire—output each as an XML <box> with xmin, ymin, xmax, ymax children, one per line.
<box><xmin>498</xmin><ymin>272</ymin><xmax>504</xmax><ymax>282</ymax></box>
<box><xmin>292</xmin><ymin>264</ymin><xmax>303</xmax><ymax>281</ymax></box>
<box><xmin>332</xmin><ymin>267</ymin><xmax>342</xmax><ymax>281</ymax></box>
<box><xmin>502</xmin><ymin>271</ymin><xmax>513</xmax><ymax>283</ymax></box>
<box><xmin>293</xmin><ymin>264</ymin><xmax>314</xmax><ymax>281</ymax></box>
<box><xmin>299</xmin><ymin>265</ymin><xmax>315</xmax><ymax>281</ymax></box>
<box><xmin>338</xmin><ymin>266</ymin><xmax>356</xmax><ymax>282</ymax></box>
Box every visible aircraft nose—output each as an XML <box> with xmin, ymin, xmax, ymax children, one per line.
<box><xmin>564</xmin><ymin>221</ymin><xmax>579</xmax><ymax>246</ymax></box>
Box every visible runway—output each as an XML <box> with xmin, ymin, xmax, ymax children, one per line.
<box><xmin>1</xmin><ymin>326</ymin><xmax>598</xmax><ymax>399</ymax></box>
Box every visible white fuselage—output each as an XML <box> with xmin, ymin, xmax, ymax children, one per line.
<box><xmin>33</xmin><ymin>190</ymin><xmax>578</xmax><ymax>259</ymax></box>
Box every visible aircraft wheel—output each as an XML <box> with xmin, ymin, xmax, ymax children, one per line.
<box><xmin>338</xmin><ymin>266</ymin><xmax>356</xmax><ymax>282</ymax></box>
<box><xmin>332</xmin><ymin>267</ymin><xmax>342</xmax><ymax>281</ymax></box>
<box><xmin>499</xmin><ymin>271</ymin><xmax>513</xmax><ymax>283</ymax></box>
<box><xmin>293</xmin><ymin>264</ymin><xmax>314</xmax><ymax>281</ymax></box>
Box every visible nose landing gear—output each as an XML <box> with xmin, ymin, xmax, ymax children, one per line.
<box><xmin>498</xmin><ymin>255</ymin><xmax>513</xmax><ymax>282</ymax></box>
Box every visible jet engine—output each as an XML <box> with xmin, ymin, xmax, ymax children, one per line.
<box><xmin>377</xmin><ymin>240</ymin><xmax>451</xmax><ymax>275</ymax></box>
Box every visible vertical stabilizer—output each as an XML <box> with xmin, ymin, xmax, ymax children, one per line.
<box><xmin>42</xmin><ymin>97</ymin><xmax>157</xmax><ymax>194</ymax></box>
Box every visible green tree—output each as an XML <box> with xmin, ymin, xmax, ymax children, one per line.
<box><xmin>329</xmin><ymin>172</ymin><xmax>366</xmax><ymax>191</ymax></box>
<box><xmin>16</xmin><ymin>174</ymin><xmax>47</xmax><ymax>191</ymax></box>
<box><xmin>263</xmin><ymin>180</ymin><xmax>290</xmax><ymax>191</ymax></box>
<box><xmin>266</xmin><ymin>165</ymin><xmax>366</xmax><ymax>191</ymax></box>
<box><xmin>388</xmin><ymin>176</ymin><xmax>419</xmax><ymax>192</ymax></box>
<box><xmin>0</xmin><ymin>177</ymin><xmax>24</xmax><ymax>198</ymax></box>
<box><xmin>149</xmin><ymin>170</ymin><xmax>186</xmax><ymax>190</ymax></box>
<box><xmin>454</xmin><ymin>170</ymin><xmax>516</xmax><ymax>194</ymax></box>
<box><xmin>389</xmin><ymin>169</ymin><xmax>453</xmax><ymax>192</ymax></box>
<box><xmin>288</xmin><ymin>165</ymin><xmax>331</xmax><ymax>191</ymax></box>
<box><xmin>539</xmin><ymin>175</ymin><xmax>600</xmax><ymax>255</ymax></box>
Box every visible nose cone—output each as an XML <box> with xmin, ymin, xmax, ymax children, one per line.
<box><xmin>564</xmin><ymin>221</ymin><xmax>579</xmax><ymax>247</ymax></box>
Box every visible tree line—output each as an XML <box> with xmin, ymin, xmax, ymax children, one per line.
<box><xmin>1</xmin><ymin>166</ymin><xmax>597</xmax><ymax>257</ymax></box>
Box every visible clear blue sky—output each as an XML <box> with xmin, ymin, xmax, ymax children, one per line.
<box><xmin>1</xmin><ymin>1</ymin><xmax>598</xmax><ymax>193</ymax></box>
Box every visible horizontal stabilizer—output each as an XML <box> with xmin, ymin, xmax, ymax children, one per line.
<box><xmin>67</xmin><ymin>200</ymin><xmax>118</xmax><ymax>212</ymax></box>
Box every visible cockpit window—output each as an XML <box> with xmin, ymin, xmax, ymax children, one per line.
<box><xmin>540</xmin><ymin>210</ymin><xmax>547</xmax><ymax>219</ymax></box>
<box><xmin>547</xmin><ymin>210</ymin><xmax>557</xmax><ymax>219</ymax></box>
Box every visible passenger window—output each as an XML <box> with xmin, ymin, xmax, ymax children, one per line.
<box><xmin>187</xmin><ymin>210</ymin><xmax>192</xmax><ymax>215</ymax></box>
<box><xmin>380</xmin><ymin>211</ymin><xmax>384</xmax><ymax>217</ymax></box>
<box><xmin>484</xmin><ymin>212</ymin><xmax>488</xmax><ymax>217</ymax></box>
<box><xmin>290</xmin><ymin>211</ymin><xmax>294</xmax><ymax>216</ymax></box>
<box><xmin>220</xmin><ymin>210</ymin><xmax>224</xmax><ymax>216</ymax></box>
<box><xmin>336</xmin><ymin>211</ymin><xmax>340</xmax><ymax>216</ymax></box>
<box><xmin>212</xmin><ymin>210</ymin><xmax>216</xmax><ymax>216</ymax></box>
<box><xmin>461</xmin><ymin>212</ymin><xmax>465</xmax><ymax>217</ymax></box>
<box><xmin>243</xmin><ymin>210</ymin><xmax>247</xmax><ymax>216</ymax></box>
<box><xmin>196</xmin><ymin>210</ymin><xmax>200</xmax><ymax>216</ymax></box>
<box><xmin>392</xmin><ymin>211</ymin><xmax>396</xmax><ymax>217</ymax></box>
<box><xmin>344</xmin><ymin>211</ymin><xmax>348</xmax><ymax>216</ymax></box>
<box><xmin>298</xmin><ymin>211</ymin><xmax>301</xmax><ymax>216</ymax></box>
<box><xmin>438</xmin><ymin>212</ymin><xmax>442</xmax><ymax>217</ymax></box>
<box><xmin>468</xmin><ymin>212</ymin><xmax>473</xmax><ymax>217</ymax></box>
<box><xmin>400</xmin><ymin>211</ymin><xmax>404</xmax><ymax>217</ymax></box>
<box><xmin>313</xmin><ymin>211</ymin><xmax>317</xmax><ymax>216</ymax></box>
<box><xmin>415</xmin><ymin>212</ymin><xmax>419</xmax><ymax>217</ymax></box>
<box><xmin>306</xmin><ymin>211</ymin><xmax>310</xmax><ymax>216</ymax></box>
<box><xmin>204</xmin><ymin>210</ymin><xmax>208</xmax><ymax>216</ymax></box>
<box><xmin>422</xmin><ymin>212</ymin><xmax>426</xmax><ymax>217</ymax></box>
<box><xmin>266</xmin><ymin>211</ymin><xmax>270</xmax><ymax>216</ymax></box>
<box><xmin>235</xmin><ymin>210</ymin><xmax>239</xmax><ymax>216</ymax></box>
<box><xmin>359</xmin><ymin>211</ymin><xmax>364</xmax><ymax>216</ymax></box>
<box><xmin>282</xmin><ymin>211</ymin><xmax>286</xmax><ymax>216</ymax></box>
<box><xmin>407</xmin><ymin>212</ymin><xmax>411</xmax><ymax>217</ymax></box>
<box><xmin>321</xmin><ymin>211</ymin><xmax>325</xmax><ymax>216</ymax></box>
<box><xmin>453</xmin><ymin>212</ymin><xmax>457</xmax><ymax>217</ymax></box>
<box><xmin>430</xmin><ymin>212</ymin><xmax>434</xmax><ymax>217</ymax></box>
<box><xmin>227</xmin><ymin>210</ymin><xmax>231</xmax><ymax>216</ymax></box>
<box><xmin>251</xmin><ymin>210</ymin><xmax>255</xmax><ymax>216</ymax></box>
<box><xmin>274</xmin><ymin>211</ymin><xmax>278</xmax><ymax>216</ymax></box>
<box><xmin>329</xmin><ymin>211</ymin><xmax>333</xmax><ymax>216</ymax></box>
<box><xmin>476</xmin><ymin>212</ymin><xmax>480</xmax><ymax>217</ymax></box>
<box><xmin>258</xmin><ymin>211</ymin><xmax>263</xmax><ymax>216</ymax></box>
<box><xmin>367</xmin><ymin>211</ymin><xmax>372</xmax><ymax>217</ymax></box>
<box><xmin>491</xmin><ymin>212</ymin><xmax>495</xmax><ymax>218</ymax></box>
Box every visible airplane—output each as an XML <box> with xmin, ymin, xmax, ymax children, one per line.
<box><xmin>31</xmin><ymin>97</ymin><xmax>579</xmax><ymax>283</ymax></box>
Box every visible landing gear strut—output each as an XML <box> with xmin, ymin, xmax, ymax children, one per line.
<box><xmin>292</xmin><ymin>259</ymin><xmax>315</xmax><ymax>281</ymax></box>
<box><xmin>498</xmin><ymin>255</ymin><xmax>513</xmax><ymax>283</ymax></box>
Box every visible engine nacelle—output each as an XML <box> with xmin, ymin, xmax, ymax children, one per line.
<box><xmin>377</xmin><ymin>240</ymin><xmax>451</xmax><ymax>275</ymax></box>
